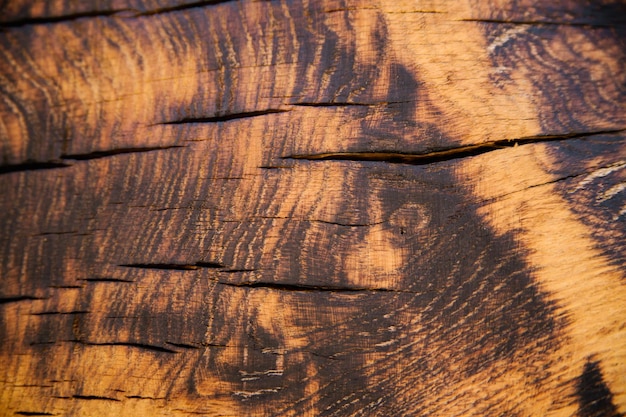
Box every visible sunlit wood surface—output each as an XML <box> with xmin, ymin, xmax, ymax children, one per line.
<box><xmin>1</xmin><ymin>1</ymin><xmax>625</xmax><ymax>416</ymax></box>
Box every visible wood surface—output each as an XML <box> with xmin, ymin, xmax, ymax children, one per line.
<box><xmin>1</xmin><ymin>0</ymin><xmax>625</xmax><ymax>416</ymax></box>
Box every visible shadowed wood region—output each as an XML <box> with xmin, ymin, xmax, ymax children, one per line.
<box><xmin>0</xmin><ymin>0</ymin><xmax>625</xmax><ymax>416</ymax></box>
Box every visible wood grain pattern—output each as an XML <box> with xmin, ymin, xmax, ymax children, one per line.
<box><xmin>1</xmin><ymin>0</ymin><xmax>625</xmax><ymax>416</ymax></box>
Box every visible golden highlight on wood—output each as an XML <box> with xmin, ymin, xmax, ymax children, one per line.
<box><xmin>0</xmin><ymin>0</ymin><xmax>624</xmax><ymax>416</ymax></box>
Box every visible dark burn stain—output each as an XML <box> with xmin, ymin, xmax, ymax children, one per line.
<box><xmin>576</xmin><ymin>359</ymin><xmax>623</xmax><ymax>417</ymax></box>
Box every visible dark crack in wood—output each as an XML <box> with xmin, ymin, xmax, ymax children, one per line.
<box><xmin>216</xmin><ymin>281</ymin><xmax>418</xmax><ymax>293</ymax></box>
<box><xmin>34</xmin><ymin>231</ymin><xmax>78</xmax><ymax>236</ymax></box>
<box><xmin>29</xmin><ymin>311</ymin><xmax>89</xmax><ymax>316</ymax></box>
<box><xmin>166</xmin><ymin>342</ymin><xmax>202</xmax><ymax>349</ymax></box>
<box><xmin>0</xmin><ymin>296</ymin><xmax>46</xmax><ymax>305</ymax></box>
<box><xmin>283</xmin><ymin>129</ymin><xmax>626</xmax><ymax>166</ymax></box>
<box><xmin>290</xmin><ymin>102</ymin><xmax>373</xmax><ymax>107</ymax></box>
<box><xmin>125</xmin><ymin>395</ymin><xmax>167</xmax><ymax>400</ymax></box>
<box><xmin>120</xmin><ymin>262</ymin><xmax>224</xmax><ymax>270</ymax></box>
<box><xmin>60</xmin><ymin>146</ymin><xmax>184</xmax><ymax>161</ymax></box>
<box><xmin>134</xmin><ymin>0</ymin><xmax>236</xmax><ymax>16</ymax></box>
<box><xmin>70</xmin><ymin>340</ymin><xmax>178</xmax><ymax>354</ymax></box>
<box><xmin>79</xmin><ymin>278</ymin><xmax>135</xmax><ymax>283</ymax></box>
<box><xmin>159</xmin><ymin>109</ymin><xmax>290</xmax><ymax>125</ymax></box>
<box><xmin>72</xmin><ymin>395</ymin><xmax>121</xmax><ymax>402</ymax></box>
<box><xmin>0</xmin><ymin>161</ymin><xmax>70</xmax><ymax>176</ymax></box>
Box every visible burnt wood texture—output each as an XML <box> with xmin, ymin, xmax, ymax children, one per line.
<box><xmin>1</xmin><ymin>0</ymin><xmax>625</xmax><ymax>416</ymax></box>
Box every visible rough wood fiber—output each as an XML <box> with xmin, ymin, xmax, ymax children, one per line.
<box><xmin>0</xmin><ymin>0</ymin><xmax>625</xmax><ymax>416</ymax></box>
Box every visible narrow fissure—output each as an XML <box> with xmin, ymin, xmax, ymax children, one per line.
<box><xmin>70</xmin><ymin>340</ymin><xmax>178</xmax><ymax>354</ymax></box>
<box><xmin>160</xmin><ymin>109</ymin><xmax>289</xmax><ymax>125</ymax></box>
<box><xmin>290</xmin><ymin>102</ymin><xmax>373</xmax><ymax>107</ymax></box>
<box><xmin>60</xmin><ymin>145</ymin><xmax>184</xmax><ymax>161</ymax></box>
<box><xmin>30</xmin><ymin>311</ymin><xmax>89</xmax><ymax>316</ymax></box>
<box><xmin>135</xmin><ymin>0</ymin><xmax>236</xmax><ymax>16</ymax></box>
<box><xmin>72</xmin><ymin>395</ymin><xmax>121</xmax><ymax>402</ymax></box>
<box><xmin>216</xmin><ymin>280</ymin><xmax>417</xmax><ymax>293</ymax></box>
<box><xmin>120</xmin><ymin>262</ymin><xmax>224</xmax><ymax>270</ymax></box>
<box><xmin>0</xmin><ymin>296</ymin><xmax>45</xmax><ymax>305</ymax></box>
<box><xmin>0</xmin><ymin>162</ymin><xmax>70</xmax><ymax>175</ymax></box>
<box><xmin>283</xmin><ymin>129</ymin><xmax>625</xmax><ymax>166</ymax></box>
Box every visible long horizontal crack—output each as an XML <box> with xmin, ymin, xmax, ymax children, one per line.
<box><xmin>68</xmin><ymin>340</ymin><xmax>178</xmax><ymax>354</ymax></box>
<box><xmin>0</xmin><ymin>146</ymin><xmax>182</xmax><ymax>174</ymax></box>
<box><xmin>120</xmin><ymin>262</ymin><xmax>224</xmax><ymax>270</ymax></box>
<box><xmin>166</xmin><ymin>342</ymin><xmax>203</xmax><ymax>349</ymax></box>
<box><xmin>216</xmin><ymin>281</ymin><xmax>416</xmax><ymax>293</ymax></box>
<box><xmin>0</xmin><ymin>161</ymin><xmax>70</xmax><ymax>176</ymax></box>
<box><xmin>125</xmin><ymin>395</ymin><xmax>167</xmax><ymax>400</ymax></box>
<box><xmin>14</xmin><ymin>412</ymin><xmax>55</xmax><ymax>416</ymax></box>
<box><xmin>290</xmin><ymin>102</ymin><xmax>373</xmax><ymax>107</ymax></box>
<box><xmin>30</xmin><ymin>311</ymin><xmax>89</xmax><ymax>316</ymax></box>
<box><xmin>160</xmin><ymin>109</ymin><xmax>289</xmax><ymax>125</ymax></box>
<box><xmin>283</xmin><ymin>129</ymin><xmax>626</xmax><ymax>166</ymax></box>
<box><xmin>134</xmin><ymin>0</ymin><xmax>236</xmax><ymax>16</ymax></box>
<box><xmin>0</xmin><ymin>296</ymin><xmax>46</xmax><ymax>305</ymax></box>
<box><xmin>72</xmin><ymin>395</ymin><xmax>121</xmax><ymax>402</ymax></box>
<box><xmin>289</xmin><ymin>101</ymin><xmax>412</xmax><ymax>107</ymax></box>
<box><xmin>60</xmin><ymin>145</ymin><xmax>184</xmax><ymax>161</ymax></box>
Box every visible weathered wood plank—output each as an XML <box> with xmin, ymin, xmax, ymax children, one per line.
<box><xmin>1</xmin><ymin>1</ymin><xmax>625</xmax><ymax>416</ymax></box>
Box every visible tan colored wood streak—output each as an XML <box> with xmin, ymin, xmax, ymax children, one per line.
<box><xmin>1</xmin><ymin>0</ymin><xmax>625</xmax><ymax>416</ymax></box>
<box><xmin>460</xmin><ymin>140</ymin><xmax>626</xmax><ymax>415</ymax></box>
<box><xmin>380</xmin><ymin>1</ymin><xmax>538</xmax><ymax>143</ymax></box>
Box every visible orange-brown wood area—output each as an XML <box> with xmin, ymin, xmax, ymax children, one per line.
<box><xmin>1</xmin><ymin>1</ymin><xmax>625</xmax><ymax>416</ymax></box>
